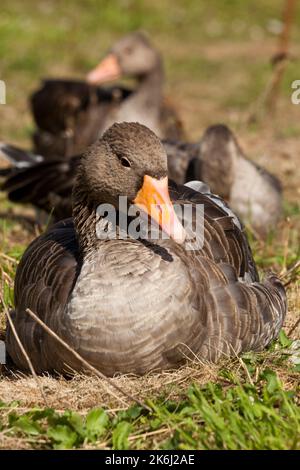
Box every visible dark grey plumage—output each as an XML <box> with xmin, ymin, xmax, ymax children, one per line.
<box><xmin>0</xmin><ymin>153</ymin><xmax>80</xmax><ymax>221</ymax></box>
<box><xmin>6</xmin><ymin>123</ymin><xmax>287</xmax><ymax>376</ymax></box>
<box><xmin>0</xmin><ymin>142</ymin><xmax>43</xmax><ymax>169</ymax></box>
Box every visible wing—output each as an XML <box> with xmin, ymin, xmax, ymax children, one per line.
<box><xmin>168</xmin><ymin>181</ymin><xmax>286</xmax><ymax>358</ymax></box>
<box><xmin>0</xmin><ymin>142</ymin><xmax>43</xmax><ymax>168</ymax></box>
<box><xmin>169</xmin><ymin>180</ymin><xmax>259</xmax><ymax>281</ymax></box>
<box><xmin>31</xmin><ymin>80</ymin><xmax>129</xmax><ymax>132</ymax></box>
<box><xmin>164</xmin><ymin>139</ymin><xmax>201</xmax><ymax>185</ymax></box>
<box><xmin>31</xmin><ymin>80</ymin><xmax>132</xmax><ymax>157</ymax></box>
<box><xmin>1</xmin><ymin>156</ymin><xmax>80</xmax><ymax>220</ymax></box>
<box><xmin>6</xmin><ymin>219</ymin><xmax>80</xmax><ymax>372</ymax></box>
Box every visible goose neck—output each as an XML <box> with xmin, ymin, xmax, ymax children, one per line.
<box><xmin>132</xmin><ymin>59</ymin><xmax>164</xmax><ymax>109</ymax></box>
<box><xmin>72</xmin><ymin>185</ymin><xmax>99</xmax><ymax>258</ymax></box>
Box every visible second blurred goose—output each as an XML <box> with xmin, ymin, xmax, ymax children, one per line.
<box><xmin>6</xmin><ymin>123</ymin><xmax>286</xmax><ymax>376</ymax></box>
<box><xmin>166</xmin><ymin>124</ymin><xmax>283</xmax><ymax>236</ymax></box>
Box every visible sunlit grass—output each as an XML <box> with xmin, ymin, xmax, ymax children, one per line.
<box><xmin>0</xmin><ymin>366</ymin><xmax>299</xmax><ymax>449</ymax></box>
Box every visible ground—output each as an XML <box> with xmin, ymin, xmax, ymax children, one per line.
<box><xmin>0</xmin><ymin>0</ymin><xmax>299</xmax><ymax>449</ymax></box>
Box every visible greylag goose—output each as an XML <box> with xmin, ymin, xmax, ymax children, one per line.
<box><xmin>0</xmin><ymin>124</ymin><xmax>282</xmax><ymax>236</ymax></box>
<box><xmin>6</xmin><ymin>123</ymin><xmax>286</xmax><ymax>376</ymax></box>
<box><xmin>32</xmin><ymin>32</ymin><xmax>184</xmax><ymax>158</ymax></box>
<box><xmin>166</xmin><ymin>124</ymin><xmax>283</xmax><ymax>236</ymax></box>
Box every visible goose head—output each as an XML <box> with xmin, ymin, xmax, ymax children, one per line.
<box><xmin>74</xmin><ymin>122</ymin><xmax>185</xmax><ymax>243</ymax></box>
<box><xmin>87</xmin><ymin>32</ymin><xmax>161</xmax><ymax>84</ymax></box>
<box><xmin>200</xmin><ymin>124</ymin><xmax>241</xmax><ymax>161</ymax></box>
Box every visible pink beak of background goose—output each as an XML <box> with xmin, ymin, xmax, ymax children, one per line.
<box><xmin>87</xmin><ymin>53</ymin><xmax>121</xmax><ymax>84</ymax></box>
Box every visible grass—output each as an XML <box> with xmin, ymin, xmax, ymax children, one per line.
<box><xmin>0</xmin><ymin>0</ymin><xmax>300</xmax><ymax>450</ymax></box>
<box><xmin>0</xmin><ymin>367</ymin><xmax>299</xmax><ymax>450</ymax></box>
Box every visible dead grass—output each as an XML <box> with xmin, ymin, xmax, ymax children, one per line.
<box><xmin>0</xmin><ymin>346</ymin><xmax>298</xmax><ymax>413</ymax></box>
<box><xmin>0</xmin><ymin>349</ymin><xmax>298</xmax><ymax>449</ymax></box>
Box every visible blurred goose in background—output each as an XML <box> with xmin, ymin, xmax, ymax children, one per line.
<box><xmin>0</xmin><ymin>124</ymin><xmax>282</xmax><ymax>236</ymax></box>
<box><xmin>166</xmin><ymin>124</ymin><xmax>283</xmax><ymax>236</ymax></box>
<box><xmin>6</xmin><ymin>123</ymin><xmax>286</xmax><ymax>375</ymax></box>
<box><xmin>31</xmin><ymin>31</ymin><xmax>184</xmax><ymax>158</ymax></box>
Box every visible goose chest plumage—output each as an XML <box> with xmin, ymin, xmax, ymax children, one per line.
<box><xmin>6</xmin><ymin>123</ymin><xmax>287</xmax><ymax>376</ymax></box>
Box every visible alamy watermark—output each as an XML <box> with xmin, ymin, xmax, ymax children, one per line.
<box><xmin>291</xmin><ymin>80</ymin><xmax>300</xmax><ymax>105</ymax></box>
<box><xmin>0</xmin><ymin>80</ymin><xmax>6</xmax><ymax>104</ymax></box>
<box><xmin>96</xmin><ymin>197</ymin><xmax>205</xmax><ymax>250</ymax></box>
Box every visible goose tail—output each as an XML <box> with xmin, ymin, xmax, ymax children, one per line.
<box><xmin>228</xmin><ymin>273</ymin><xmax>287</xmax><ymax>356</ymax></box>
<box><xmin>0</xmin><ymin>142</ymin><xmax>44</xmax><ymax>171</ymax></box>
<box><xmin>202</xmin><ymin>265</ymin><xmax>288</xmax><ymax>361</ymax></box>
<box><xmin>251</xmin><ymin>274</ymin><xmax>287</xmax><ymax>345</ymax></box>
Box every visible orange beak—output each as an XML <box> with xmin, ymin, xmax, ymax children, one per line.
<box><xmin>133</xmin><ymin>175</ymin><xmax>186</xmax><ymax>244</ymax></box>
<box><xmin>86</xmin><ymin>53</ymin><xmax>121</xmax><ymax>84</ymax></box>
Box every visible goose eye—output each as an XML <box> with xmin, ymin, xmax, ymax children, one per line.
<box><xmin>124</xmin><ymin>46</ymin><xmax>133</xmax><ymax>55</ymax></box>
<box><xmin>120</xmin><ymin>156</ymin><xmax>131</xmax><ymax>168</ymax></box>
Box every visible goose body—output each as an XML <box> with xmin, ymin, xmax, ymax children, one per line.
<box><xmin>6</xmin><ymin>123</ymin><xmax>286</xmax><ymax>376</ymax></box>
<box><xmin>229</xmin><ymin>157</ymin><xmax>282</xmax><ymax>234</ymax></box>
<box><xmin>31</xmin><ymin>32</ymin><xmax>184</xmax><ymax>158</ymax></box>
<box><xmin>31</xmin><ymin>80</ymin><xmax>130</xmax><ymax>158</ymax></box>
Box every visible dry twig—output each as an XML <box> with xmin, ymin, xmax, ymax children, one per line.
<box><xmin>247</xmin><ymin>0</ymin><xmax>296</xmax><ymax>123</ymax></box>
<box><xmin>0</xmin><ymin>294</ymin><xmax>48</xmax><ymax>406</ymax></box>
